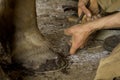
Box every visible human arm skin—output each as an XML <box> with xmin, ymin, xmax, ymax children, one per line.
<box><xmin>92</xmin><ymin>12</ymin><xmax>120</xmax><ymax>30</ymax></box>
<box><xmin>64</xmin><ymin>12</ymin><xmax>120</xmax><ymax>54</ymax></box>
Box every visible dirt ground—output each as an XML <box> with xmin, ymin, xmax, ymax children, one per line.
<box><xmin>31</xmin><ymin>0</ymin><xmax>109</xmax><ymax>80</ymax></box>
<box><xmin>0</xmin><ymin>0</ymin><xmax>111</xmax><ymax>80</ymax></box>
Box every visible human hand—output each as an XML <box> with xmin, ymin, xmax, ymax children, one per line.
<box><xmin>78</xmin><ymin>0</ymin><xmax>91</xmax><ymax>17</ymax></box>
<box><xmin>64</xmin><ymin>23</ymin><xmax>96</xmax><ymax>55</ymax></box>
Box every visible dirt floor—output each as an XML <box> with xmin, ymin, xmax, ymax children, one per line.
<box><xmin>0</xmin><ymin>0</ymin><xmax>111</xmax><ymax>80</ymax></box>
<box><xmin>31</xmin><ymin>0</ymin><xmax>109</xmax><ymax>80</ymax></box>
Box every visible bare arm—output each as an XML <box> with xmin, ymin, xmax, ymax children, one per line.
<box><xmin>92</xmin><ymin>12</ymin><xmax>120</xmax><ymax>30</ymax></box>
<box><xmin>64</xmin><ymin>12</ymin><xmax>120</xmax><ymax>54</ymax></box>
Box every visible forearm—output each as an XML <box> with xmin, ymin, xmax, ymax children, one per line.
<box><xmin>93</xmin><ymin>12</ymin><xmax>120</xmax><ymax>30</ymax></box>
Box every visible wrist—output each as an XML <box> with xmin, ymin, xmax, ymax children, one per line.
<box><xmin>85</xmin><ymin>22</ymin><xmax>99</xmax><ymax>33</ymax></box>
<box><xmin>89</xmin><ymin>18</ymin><xmax>105</xmax><ymax>31</ymax></box>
